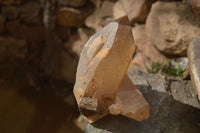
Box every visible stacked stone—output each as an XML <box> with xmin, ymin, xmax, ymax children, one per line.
<box><xmin>1</xmin><ymin>0</ymin><xmax>200</xmax><ymax>108</ymax></box>
<box><xmin>0</xmin><ymin>0</ymin><xmax>93</xmax><ymax>84</ymax></box>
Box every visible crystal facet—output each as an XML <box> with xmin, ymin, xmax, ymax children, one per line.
<box><xmin>73</xmin><ymin>16</ymin><xmax>149</xmax><ymax>123</ymax></box>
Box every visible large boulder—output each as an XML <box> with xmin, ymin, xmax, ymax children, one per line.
<box><xmin>146</xmin><ymin>1</ymin><xmax>200</xmax><ymax>56</ymax></box>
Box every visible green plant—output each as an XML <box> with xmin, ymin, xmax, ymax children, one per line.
<box><xmin>176</xmin><ymin>64</ymin><xmax>185</xmax><ymax>77</ymax></box>
<box><xmin>146</xmin><ymin>60</ymin><xmax>185</xmax><ymax>77</ymax></box>
<box><xmin>146</xmin><ymin>61</ymin><xmax>163</xmax><ymax>74</ymax></box>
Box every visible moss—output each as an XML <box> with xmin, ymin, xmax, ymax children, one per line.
<box><xmin>146</xmin><ymin>60</ymin><xmax>185</xmax><ymax>77</ymax></box>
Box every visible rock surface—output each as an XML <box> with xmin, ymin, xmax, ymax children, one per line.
<box><xmin>56</xmin><ymin>6</ymin><xmax>92</xmax><ymax>27</ymax></box>
<box><xmin>113</xmin><ymin>1</ymin><xmax>126</xmax><ymax>19</ymax></box>
<box><xmin>85</xmin><ymin>68</ymin><xmax>200</xmax><ymax>133</ymax></box>
<box><xmin>89</xmin><ymin>0</ymin><xmax>102</xmax><ymax>8</ymax></box>
<box><xmin>85</xmin><ymin>1</ymin><xmax>115</xmax><ymax>31</ymax></box>
<box><xmin>132</xmin><ymin>52</ymin><xmax>152</xmax><ymax>72</ymax></box>
<box><xmin>56</xmin><ymin>7</ymin><xmax>84</xmax><ymax>27</ymax></box>
<box><xmin>132</xmin><ymin>25</ymin><xmax>166</xmax><ymax>62</ymax></box>
<box><xmin>188</xmin><ymin>0</ymin><xmax>200</xmax><ymax>18</ymax></box>
<box><xmin>146</xmin><ymin>1</ymin><xmax>200</xmax><ymax>56</ymax></box>
<box><xmin>74</xmin><ymin>16</ymin><xmax>149</xmax><ymax>123</ymax></box>
<box><xmin>188</xmin><ymin>37</ymin><xmax>200</xmax><ymax>101</ymax></box>
<box><xmin>132</xmin><ymin>25</ymin><xmax>166</xmax><ymax>72</ymax></box>
<box><xmin>1</xmin><ymin>2</ymin><xmax>42</xmax><ymax>24</ymax></box>
<box><xmin>119</xmin><ymin>0</ymin><xmax>156</xmax><ymax>23</ymax></box>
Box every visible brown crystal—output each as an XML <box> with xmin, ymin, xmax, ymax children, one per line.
<box><xmin>73</xmin><ymin>16</ymin><xmax>149</xmax><ymax>123</ymax></box>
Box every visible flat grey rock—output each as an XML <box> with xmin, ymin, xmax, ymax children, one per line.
<box><xmin>85</xmin><ymin>68</ymin><xmax>200</xmax><ymax>133</ymax></box>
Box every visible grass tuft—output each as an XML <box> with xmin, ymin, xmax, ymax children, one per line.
<box><xmin>146</xmin><ymin>60</ymin><xmax>185</xmax><ymax>77</ymax></box>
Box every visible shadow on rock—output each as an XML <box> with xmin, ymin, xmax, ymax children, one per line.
<box><xmin>86</xmin><ymin>85</ymin><xmax>200</xmax><ymax>133</ymax></box>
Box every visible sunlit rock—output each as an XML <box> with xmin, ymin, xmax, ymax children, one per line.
<box><xmin>188</xmin><ymin>37</ymin><xmax>200</xmax><ymax>101</ymax></box>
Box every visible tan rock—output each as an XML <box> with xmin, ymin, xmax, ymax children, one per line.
<box><xmin>90</xmin><ymin>0</ymin><xmax>102</xmax><ymax>9</ymax></box>
<box><xmin>56</xmin><ymin>6</ymin><xmax>92</xmax><ymax>27</ymax></box>
<box><xmin>85</xmin><ymin>1</ymin><xmax>115</xmax><ymax>31</ymax></box>
<box><xmin>146</xmin><ymin>1</ymin><xmax>200</xmax><ymax>56</ymax></box>
<box><xmin>119</xmin><ymin>0</ymin><xmax>156</xmax><ymax>23</ymax></box>
<box><xmin>74</xmin><ymin>16</ymin><xmax>149</xmax><ymax>123</ymax></box>
<box><xmin>6</xmin><ymin>20</ymin><xmax>46</xmax><ymax>41</ymax></box>
<box><xmin>188</xmin><ymin>37</ymin><xmax>200</xmax><ymax>101</ymax></box>
<box><xmin>0</xmin><ymin>16</ymin><xmax>5</xmax><ymax>34</ymax></box>
<box><xmin>132</xmin><ymin>25</ymin><xmax>166</xmax><ymax>62</ymax></box>
<box><xmin>56</xmin><ymin>7</ymin><xmax>83</xmax><ymax>27</ymax></box>
<box><xmin>85</xmin><ymin>10</ymin><xmax>101</xmax><ymax>31</ymax></box>
<box><xmin>113</xmin><ymin>1</ymin><xmax>126</xmax><ymax>19</ymax></box>
<box><xmin>131</xmin><ymin>25</ymin><xmax>166</xmax><ymax>72</ymax></box>
<box><xmin>132</xmin><ymin>52</ymin><xmax>152</xmax><ymax>72</ymax></box>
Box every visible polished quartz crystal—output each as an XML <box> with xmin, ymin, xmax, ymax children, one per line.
<box><xmin>73</xmin><ymin>16</ymin><xmax>149</xmax><ymax>123</ymax></box>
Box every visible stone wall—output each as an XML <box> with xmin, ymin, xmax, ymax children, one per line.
<box><xmin>0</xmin><ymin>0</ymin><xmax>200</xmax><ymax>85</ymax></box>
<box><xmin>0</xmin><ymin>0</ymin><xmax>95</xmax><ymax>84</ymax></box>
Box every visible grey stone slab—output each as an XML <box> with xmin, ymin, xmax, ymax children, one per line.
<box><xmin>85</xmin><ymin>69</ymin><xmax>200</xmax><ymax>133</ymax></box>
